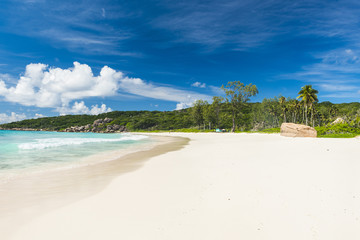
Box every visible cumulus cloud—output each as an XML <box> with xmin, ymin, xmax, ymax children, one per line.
<box><xmin>0</xmin><ymin>62</ymin><xmax>120</xmax><ymax>108</ymax></box>
<box><xmin>57</xmin><ymin>101</ymin><xmax>112</xmax><ymax>115</ymax></box>
<box><xmin>0</xmin><ymin>62</ymin><xmax>211</xmax><ymax>113</ymax></box>
<box><xmin>0</xmin><ymin>112</ymin><xmax>50</xmax><ymax>124</ymax></box>
<box><xmin>0</xmin><ymin>112</ymin><xmax>27</xmax><ymax>124</ymax></box>
<box><xmin>175</xmin><ymin>102</ymin><xmax>192</xmax><ymax>110</ymax></box>
<box><xmin>191</xmin><ymin>81</ymin><xmax>206</xmax><ymax>88</ymax></box>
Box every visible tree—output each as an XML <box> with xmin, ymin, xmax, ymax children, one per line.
<box><xmin>296</xmin><ymin>85</ymin><xmax>318</xmax><ymax>126</ymax></box>
<box><xmin>204</xmin><ymin>96</ymin><xmax>224</xmax><ymax>129</ymax></box>
<box><xmin>287</xmin><ymin>99</ymin><xmax>299</xmax><ymax>123</ymax></box>
<box><xmin>262</xmin><ymin>97</ymin><xmax>281</xmax><ymax>127</ymax></box>
<box><xmin>203</xmin><ymin>104</ymin><xmax>215</xmax><ymax>129</ymax></box>
<box><xmin>191</xmin><ymin>100</ymin><xmax>208</xmax><ymax>129</ymax></box>
<box><xmin>221</xmin><ymin>81</ymin><xmax>258</xmax><ymax>132</ymax></box>
<box><xmin>279</xmin><ymin>96</ymin><xmax>287</xmax><ymax>123</ymax></box>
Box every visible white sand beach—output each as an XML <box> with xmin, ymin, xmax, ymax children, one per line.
<box><xmin>4</xmin><ymin>133</ymin><xmax>360</xmax><ymax>240</ymax></box>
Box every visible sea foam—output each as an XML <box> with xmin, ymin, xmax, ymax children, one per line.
<box><xmin>19</xmin><ymin>135</ymin><xmax>148</xmax><ymax>150</ymax></box>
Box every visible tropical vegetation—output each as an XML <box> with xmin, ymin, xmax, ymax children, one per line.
<box><xmin>1</xmin><ymin>81</ymin><xmax>360</xmax><ymax>138</ymax></box>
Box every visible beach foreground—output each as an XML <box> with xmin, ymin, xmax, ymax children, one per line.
<box><xmin>5</xmin><ymin>133</ymin><xmax>360</xmax><ymax>239</ymax></box>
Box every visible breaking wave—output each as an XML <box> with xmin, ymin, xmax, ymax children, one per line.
<box><xmin>19</xmin><ymin>134</ymin><xmax>148</xmax><ymax>150</ymax></box>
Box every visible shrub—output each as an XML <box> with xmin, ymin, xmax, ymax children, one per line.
<box><xmin>315</xmin><ymin>124</ymin><xmax>360</xmax><ymax>137</ymax></box>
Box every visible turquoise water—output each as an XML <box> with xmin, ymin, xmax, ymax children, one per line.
<box><xmin>0</xmin><ymin>130</ymin><xmax>149</xmax><ymax>171</ymax></box>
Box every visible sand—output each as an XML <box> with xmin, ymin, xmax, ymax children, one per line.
<box><xmin>3</xmin><ymin>133</ymin><xmax>360</xmax><ymax>239</ymax></box>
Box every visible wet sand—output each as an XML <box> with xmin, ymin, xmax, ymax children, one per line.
<box><xmin>0</xmin><ymin>135</ymin><xmax>188</xmax><ymax>239</ymax></box>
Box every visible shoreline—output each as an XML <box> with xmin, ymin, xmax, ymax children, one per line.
<box><xmin>4</xmin><ymin>132</ymin><xmax>360</xmax><ymax>240</ymax></box>
<box><xmin>0</xmin><ymin>134</ymin><xmax>189</xmax><ymax>240</ymax></box>
<box><xmin>0</xmin><ymin>133</ymin><xmax>152</xmax><ymax>184</ymax></box>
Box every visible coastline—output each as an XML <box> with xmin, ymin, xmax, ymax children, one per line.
<box><xmin>0</xmin><ymin>134</ymin><xmax>189</xmax><ymax>240</ymax></box>
<box><xmin>4</xmin><ymin>132</ymin><xmax>360</xmax><ymax>240</ymax></box>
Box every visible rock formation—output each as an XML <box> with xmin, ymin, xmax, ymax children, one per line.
<box><xmin>92</xmin><ymin>119</ymin><xmax>105</xmax><ymax>127</ymax></box>
<box><xmin>62</xmin><ymin>118</ymin><xmax>126</xmax><ymax>133</ymax></box>
<box><xmin>331</xmin><ymin>117</ymin><xmax>346</xmax><ymax>125</ymax></box>
<box><xmin>103</xmin><ymin>118</ymin><xmax>113</xmax><ymax>123</ymax></box>
<box><xmin>280</xmin><ymin>123</ymin><xmax>317</xmax><ymax>138</ymax></box>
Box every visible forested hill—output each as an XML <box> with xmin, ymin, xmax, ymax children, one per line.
<box><xmin>0</xmin><ymin>110</ymin><xmax>193</xmax><ymax>131</ymax></box>
<box><xmin>1</xmin><ymin>101</ymin><xmax>360</xmax><ymax>132</ymax></box>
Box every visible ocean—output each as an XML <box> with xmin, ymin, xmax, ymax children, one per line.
<box><xmin>0</xmin><ymin>130</ymin><xmax>150</xmax><ymax>174</ymax></box>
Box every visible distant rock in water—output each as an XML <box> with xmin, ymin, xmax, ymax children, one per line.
<box><xmin>280</xmin><ymin>123</ymin><xmax>317</xmax><ymax>138</ymax></box>
<box><xmin>62</xmin><ymin>118</ymin><xmax>126</xmax><ymax>133</ymax></box>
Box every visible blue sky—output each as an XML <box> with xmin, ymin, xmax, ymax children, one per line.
<box><xmin>0</xmin><ymin>0</ymin><xmax>360</xmax><ymax>123</ymax></box>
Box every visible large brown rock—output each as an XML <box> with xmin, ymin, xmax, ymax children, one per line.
<box><xmin>280</xmin><ymin>123</ymin><xmax>317</xmax><ymax>138</ymax></box>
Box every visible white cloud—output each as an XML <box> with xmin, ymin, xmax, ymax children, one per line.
<box><xmin>191</xmin><ymin>81</ymin><xmax>206</xmax><ymax>88</ymax></box>
<box><xmin>175</xmin><ymin>102</ymin><xmax>192</xmax><ymax>110</ymax></box>
<box><xmin>89</xmin><ymin>104</ymin><xmax>112</xmax><ymax>115</ymax></box>
<box><xmin>0</xmin><ymin>73</ymin><xmax>16</xmax><ymax>83</ymax></box>
<box><xmin>209</xmin><ymin>85</ymin><xmax>223</xmax><ymax>95</ymax></box>
<box><xmin>57</xmin><ymin>101</ymin><xmax>112</xmax><ymax>115</ymax></box>
<box><xmin>101</xmin><ymin>8</ymin><xmax>106</xmax><ymax>18</ymax></box>
<box><xmin>0</xmin><ymin>62</ymin><xmax>212</xmax><ymax>113</ymax></box>
<box><xmin>119</xmin><ymin>77</ymin><xmax>211</xmax><ymax>107</ymax></box>
<box><xmin>34</xmin><ymin>113</ymin><xmax>46</xmax><ymax>119</ymax></box>
<box><xmin>0</xmin><ymin>62</ymin><xmax>121</xmax><ymax>110</ymax></box>
<box><xmin>0</xmin><ymin>112</ymin><xmax>27</xmax><ymax>124</ymax></box>
<box><xmin>0</xmin><ymin>112</ymin><xmax>50</xmax><ymax>124</ymax></box>
<box><xmin>318</xmin><ymin>84</ymin><xmax>358</xmax><ymax>92</ymax></box>
<box><xmin>282</xmin><ymin>48</ymin><xmax>360</xmax><ymax>96</ymax></box>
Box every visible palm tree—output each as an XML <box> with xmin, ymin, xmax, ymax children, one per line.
<box><xmin>288</xmin><ymin>99</ymin><xmax>300</xmax><ymax>123</ymax></box>
<box><xmin>279</xmin><ymin>96</ymin><xmax>287</xmax><ymax>123</ymax></box>
<box><xmin>296</xmin><ymin>85</ymin><xmax>319</xmax><ymax>126</ymax></box>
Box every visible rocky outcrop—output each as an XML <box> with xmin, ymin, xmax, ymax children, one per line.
<box><xmin>331</xmin><ymin>117</ymin><xmax>346</xmax><ymax>125</ymax></box>
<box><xmin>252</xmin><ymin>122</ymin><xmax>265</xmax><ymax>131</ymax></box>
<box><xmin>62</xmin><ymin>118</ymin><xmax>125</xmax><ymax>133</ymax></box>
<box><xmin>91</xmin><ymin>118</ymin><xmax>113</xmax><ymax>127</ymax></box>
<box><xmin>280</xmin><ymin>123</ymin><xmax>317</xmax><ymax>138</ymax></box>
<box><xmin>106</xmin><ymin>124</ymin><xmax>126</xmax><ymax>133</ymax></box>
<box><xmin>64</xmin><ymin>126</ymin><xmax>85</xmax><ymax>132</ymax></box>
<box><xmin>1</xmin><ymin>127</ymin><xmax>43</xmax><ymax>131</ymax></box>
<box><xmin>93</xmin><ymin>119</ymin><xmax>104</xmax><ymax>127</ymax></box>
<box><xmin>103</xmin><ymin>118</ymin><xmax>113</xmax><ymax>123</ymax></box>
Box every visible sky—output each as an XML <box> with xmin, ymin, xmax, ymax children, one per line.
<box><xmin>1</xmin><ymin>0</ymin><xmax>360</xmax><ymax>123</ymax></box>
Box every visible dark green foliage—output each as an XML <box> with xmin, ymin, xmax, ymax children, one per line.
<box><xmin>0</xmin><ymin>109</ymin><xmax>193</xmax><ymax>131</ymax></box>
<box><xmin>1</xmin><ymin>101</ymin><xmax>360</xmax><ymax>137</ymax></box>
<box><xmin>297</xmin><ymin>85</ymin><xmax>319</xmax><ymax>126</ymax></box>
<box><xmin>221</xmin><ymin>81</ymin><xmax>258</xmax><ymax>132</ymax></box>
<box><xmin>191</xmin><ymin>100</ymin><xmax>207</xmax><ymax>129</ymax></box>
<box><xmin>1</xmin><ymin>83</ymin><xmax>360</xmax><ymax>138</ymax></box>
